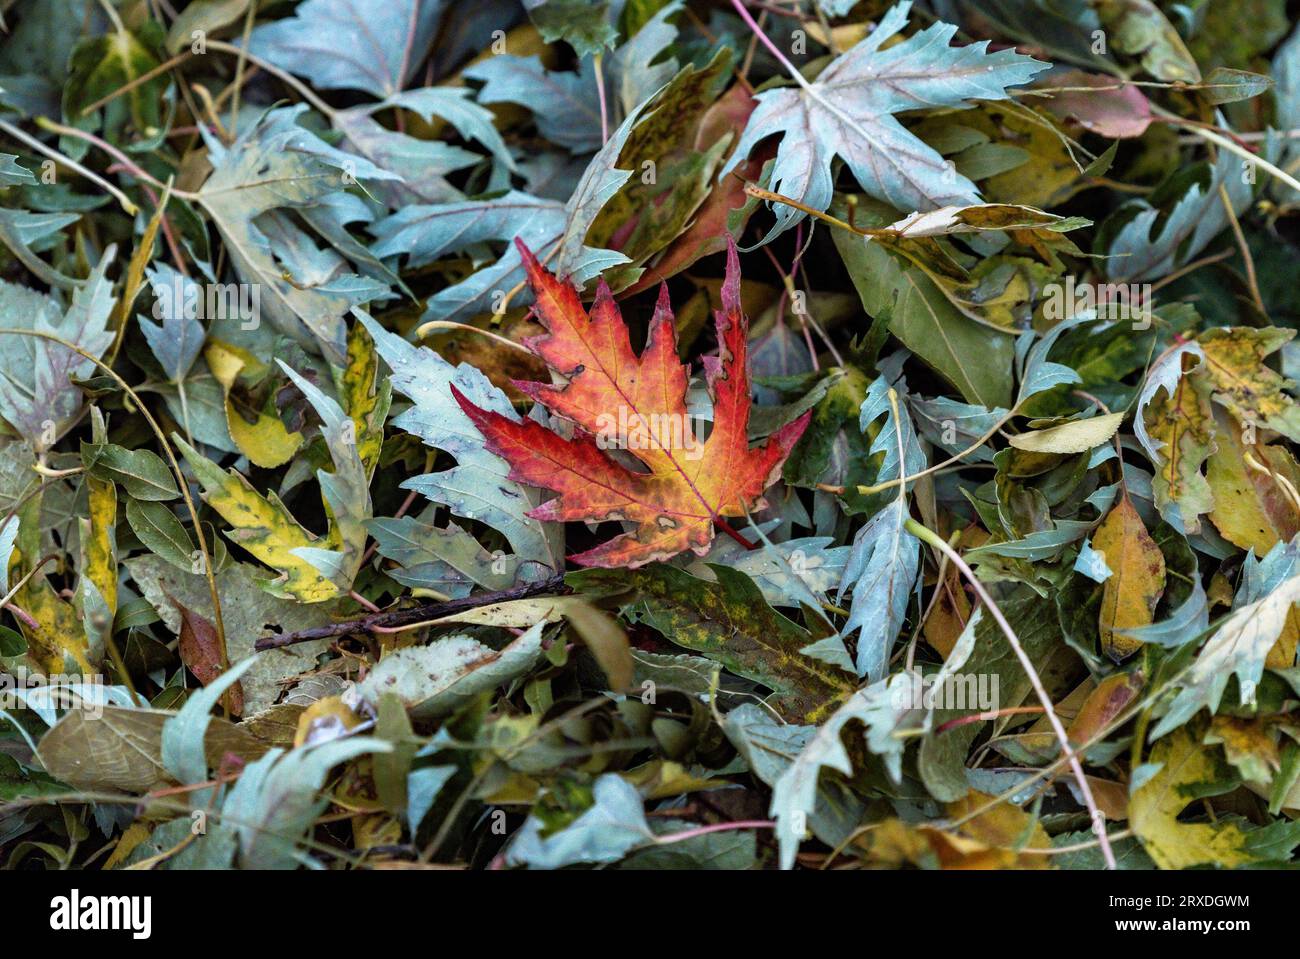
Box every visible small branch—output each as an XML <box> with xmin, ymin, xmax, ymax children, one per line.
<box><xmin>254</xmin><ymin>574</ymin><xmax>568</xmax><ymax>650</ymax></box>
<box><xmin>1168</xmin><ymin>114</ymin><xmax>1300</xmax><ymax>195</ymax></box>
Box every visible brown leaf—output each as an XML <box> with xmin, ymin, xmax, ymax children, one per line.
<box><xmin>174</xmin><ymin>599</ymin><xmax>243</xmax><ymax>716</ymax></box>
<box><xmin>1068</xmin><ymin>670</ymin><xmax>1144</xmax><ymax>746</ymax></box>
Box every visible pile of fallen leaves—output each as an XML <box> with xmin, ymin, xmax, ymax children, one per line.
<box><xmin>3</xmin><ymin>0</ymin><xmax>1300</xmax><ymax>872</ymax></box>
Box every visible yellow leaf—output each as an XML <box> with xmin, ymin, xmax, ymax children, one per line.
<box><xmin>922</xmin><ymin>560</ymin><xmax>971</xmax><ymax>659</ymax></box>
<box><xmin>1206</xmin><ymin>407</ymin><xmax>1300</xmax><ymax>555</ymax></box>
<box><xmin>74</xmin><ymin>407</ymin><xmax>118</xmax><ymax>660</ymax></box>
<box><xmin>78</xmin><ymin>440</ymin><xmax>118</xmax><ymax>660</ymax></box>
<box><xmin>853</xmin><ymin>793</ymin><xmax>1052</xmax><ymax>869</ymax></box>
<box><xmin>1197</xmin><ymin>327</ymin><xmax>1300</xmax><ymax>441</ymax></box>
<box><xmin>340</xmin><ymin>319</ymin><xmax>390</xmax><ymax>479</ymax></box>
<box><xmin>104</xmin><ymin>822</ymin><xmax>152</xmax><ymax>870</ymax></box>
<box><xmin>1068</xmin><ymin>670</ymin><xmax>1144</xmax><ymax>746</ymax></box>
<box><xmin>1130</xmin><ymin>728</ymin><xmax>1258</xmax><ymax>869</ymax></box>
<box><xmin>106</xmin><ymin>190</ymin><xmax>167</xmax><ymax>363</ymax></box>
<box><xmin>1266</xmin><ymin>607</ymin><xmax>1299</xmax><ymax>670</ymax></box>
<box><xmin>1206</xmin><ymin>717</ymin><xmax>1279</xmax><ymax>787</ymax></box>
<box><xmin>205</xmin><ymin>340</ymin><xmax>303</xmax><ymax>469</ymax></box>
<box><xmin>175</xmin><ymin>355</ymin><xmax>371</xmax><ymax>604</ymax></box>
<box><xmin>1144</xmin><ymin>350</ymin><xmax>1216</xmax><ymax>532</ymax></box>
<box><xmin>294</xmin><ymin>695</ymin><xmax>363</xmax><ymax>748</ymax></box>
<box><xmin>1008</xmin><ymin>411</ymin><xmax>1124</xmax><ymax>454</ymax></box>
<box><xmin>1092</xmin><ymin>496</ymin><xmax>1166</xmax><ymax>662</ymax></box>
<box><xmin>176</xmin><ymin>436</ymin><xmax>342</xmax><ymax>603</ymax></box>
<box><xmin>12</xmin><ymin>491</ymin><xmax>89</xmax><ymax>674</ymax></box>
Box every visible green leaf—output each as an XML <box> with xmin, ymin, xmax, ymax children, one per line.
<box><xmin>125</xmin><ymin>498</ymin><xmax>196</xmax><ymax>571</ymax></box>
<box><xmin>505</xmin><ymin>774</ymin><xmax>656</xmax><ymax>868</ymax></box>
<box><xmin>82</xmin><ymin>442</ymin><xmax>178</xmax><ymax>500</ymax></box>
<box><xmin>126</xmin><ymin>556</ymin><xmax>344</xmax><ymax>714</ymax></box>
<box><xmin>244</xmin><ymin>0</ymin><xmax>445</xmax><ymax>99</ymax></box>
<box><xmin>569</xmin><ymin>564</ymin><xmax>854</xmax><ymax>723</ymax></box>
<box><xmin>220</xmin><ymin>737</ymin><xmax>390</xmax><ymax>868</ymax></box>
<box><xmin>1132</xmin><ymin>728</ymin><xmax>1300</xmax><ymax>868</ymax></box>
<box><xmin>195</xmin><ymin>107</ymin><xmax>397</xmax><ymax>363</ymax></box>
<box><xmin>833</xmin><ymin>201</ymin><xmax>1015</xmax><ymax>407</ymax></box>
<box><xmin>161</xmin><ymin>656</ymin><xmax>258</xmax><ymax>789</ymax></box>
<box><xmin>62</xmin><ymin>21</ymin><xmax>169</xmax><ymax>156</ymax></box>
<box><xmin>528</xmin><ymin>0</ymin><xmax>618</xmax><ymax>58</ymax></box>
<box><xmin>0</xmin><ymin>252</ymin><xmax>116</xmax><ymax>452</ymax></box>
<box><xmin>1151</xmin><ymin>572</ymin><xmax>1300</xmax><ymax>738</ymax></box>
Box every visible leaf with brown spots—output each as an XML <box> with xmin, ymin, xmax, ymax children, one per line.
<box><xmin>1197</xmin><ymin>327</ymin><xmax>1300</xmax><ymax>442</ymax></box>
<box><xmin>1092</xmin><ymin>495</ymin><xmax>1166</xmax><ymax>662</ymax></box>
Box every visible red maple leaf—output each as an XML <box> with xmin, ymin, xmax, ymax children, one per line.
<box><xmin>451</xmin><ymin>237</ymin><xmax>810</xmax><ymax>568</ymax></box>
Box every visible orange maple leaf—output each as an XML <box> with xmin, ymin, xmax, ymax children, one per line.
<box><xmin>451</xmin><ymin>237</ymin><xmax>810</xmax><ymax>568</ymax></box>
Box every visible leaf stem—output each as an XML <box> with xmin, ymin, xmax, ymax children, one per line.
<box><xmin>78</xmin><ymin>50</ymin><xmax>195</xmax><ymax>116</ymax></box>
<box><xmin>728</xmin><ymin>0</ymin><xmax>814</xmax><ymax>93</ymax></box>
<box><xmin>593</xmin><ymin>52</ymin><xmax>610</xmax><ymax>144</ymax></box>
<box><xmin>204</xmin><ymin>40</ymin><xmax>337</xmax><ymax>117</ymax></box>
<box><xmin>655</xmin><ymin>819</ymin><xmax>775</xmax><ymax>845</ymax></box>
<box><xmin>0</xmin><ymin>119</ymin><xmax>139</xmax><ymax>215</ymax></box>
<box><xmin>34</xmin><ymin>117</ymin><xmax>199</xmax><ymax>201</ymax></box>
<box><xmin>1164</xmin><ymin>112</ymin><xmax>1300</xmax><ymax>195</ymax></box>
<box><xmin>902</xmin><ymin>516</ymin><xmax>1117</xmax><ymax>870</ymax></box>
<box><xmin>715</xmin><ymin>518</ymin><xmax>758</xmax><ymax>550</ymax></box>
<box><xmin>415</xmin><ymin>320</ymin><xmax>537</xmax><ymax>357</ymax></box>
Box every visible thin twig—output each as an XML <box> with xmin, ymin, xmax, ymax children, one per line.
<box><xmin>903</xmin><ymin>518</ymin><xmax>1117</xmax><ymax>870</ymax></box>
<box><xmin>0</xmin><ymin>119</ymin><xmax>139</xmax><ymax>214</ymax></box>
<box><xmin>254</xmin><ymin>574</ymin><xmax>569</xmax><ymax>650</ymax></box>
